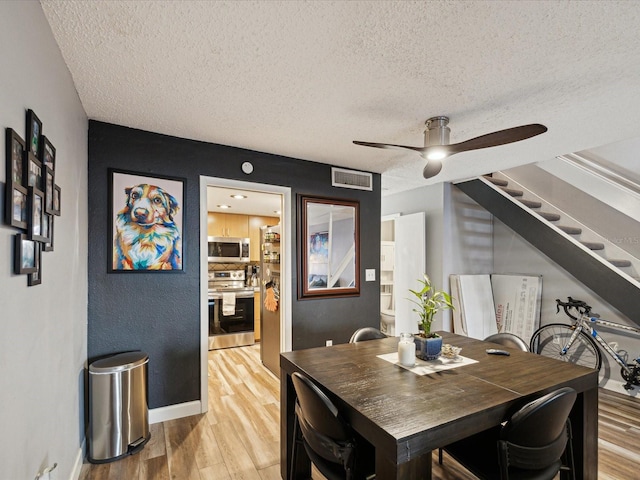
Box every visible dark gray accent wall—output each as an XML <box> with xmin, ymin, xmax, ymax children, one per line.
<box><xmin>88</xmin><ymin>121</ymin><xmax>381</xmax><ymax>408</ymax></box>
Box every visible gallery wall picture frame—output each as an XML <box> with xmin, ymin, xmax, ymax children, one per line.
<box><xmin>44</xmin><ymin>167</ymin><xmax>55</xmax><ymax>215</ymax></box>
<box><xmin>28</xmin><ymin>186</ymin><xmax>49</xmax><ymax>243</ymax></box>
<box><xmin>24</xmin><ymin>151</ymin><xmax>42</xmax><ymax>189</ymax></box>
<box><xmin>14</xmin><ymin>233</ymin><xmax>37</xmax><ymax>274</ymax></box>
<box><xmin>26</xmin><ymin>109</ymin><xmax>42</xmax><ymax>158</ymax></box>
<box><xmin>52</xmin><ymin>184</ymin><xmax>61</xmax><ymax>216</ymax></box>
<box><xmin>40</xmin><ymin>135</ymin><xmax>56</xmax><ymax>171</ymax></box>
<box><xmin>6</xmin><ymin>182</ymin><xmax>29</xmax><ymax>230</ymax></box>
<box><xmin>109</xmin><ymin>169</ymin><xmax>185</xmax><ymax>272</ymax></box>
<box><xmin>6</xmin><ymin>128</ymin><xmax>25</xmax><ymax>186</ymax></box>
<box><xmin>28</xmin><ymin>243</ymin><xmax>42</xmax><ymax>286</ymax></box>
<box><xmin>43</xmin><ymin>216</ymin><xmax>54</xmax><ymax>252</ymax></box>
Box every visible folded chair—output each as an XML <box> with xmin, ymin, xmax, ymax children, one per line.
<box><xmin>439</xmin><ymin>386</ymin><xmax>577</xmax><ymax>480</ymax></box>
<box><xmin>290</xmin><ymin>372</ymin><xmax>375</xmax><ymax>480</ymax></box>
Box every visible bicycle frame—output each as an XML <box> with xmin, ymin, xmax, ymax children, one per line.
<box><xmin>565</xmin><ymin>314</ymin><xmax>640</xmax><ymax>376</ymax></box>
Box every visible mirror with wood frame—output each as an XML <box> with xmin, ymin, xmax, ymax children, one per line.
<box><xmin>298</xmin><ymin>195</ymin><xmax>360</xmax><ymax>299</ymax></box>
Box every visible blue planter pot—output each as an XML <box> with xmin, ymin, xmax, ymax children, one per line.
<box><xmin>414</xmin><ymin>334</ymin><xmax>442</xmax><ymax>360</ymax></box>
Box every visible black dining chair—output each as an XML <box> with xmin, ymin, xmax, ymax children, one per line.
<box><xmin>439</xmin><ymin>386</ymin><xmax>577</xmax><ymax>480</ymax></box>
<box><xmin>349</xmin><ymin>327</ymin><xmax>387</xmax><ymax>343</ymax></box>
<box><xmin>484</xmin><ymin>332</ymin><xmax>530</xmax><ymax>352</ymax></box>
<box><xmin>290</xmin><ymin>372</ymin><xmax>375</xmax><ymax>480</ymax></box>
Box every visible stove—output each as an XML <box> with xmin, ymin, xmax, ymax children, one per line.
<box><xmin>208</xmin><ymin>269</ymin><xmax>254</xmax><ymax>298</ymax></box>
<box><xmin>208</xmin><ymin>270</ymin><xmax>255</xmax><ymax>350</ymax></box>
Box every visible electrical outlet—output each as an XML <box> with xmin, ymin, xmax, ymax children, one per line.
<box><xmin>326</xmin><ymin>340</ymin><xmax>333</xmax><ymax>346</ymax></box>
<box><xmin>365</xmin><ymin>269</ymin><xmax>376</xmax><ymax>281</ymax></box>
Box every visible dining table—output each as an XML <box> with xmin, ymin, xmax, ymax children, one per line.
<box><xmin>280</xmin><ymin>331</ymin><xmax>598</xmax><ymax>480</ymax></box>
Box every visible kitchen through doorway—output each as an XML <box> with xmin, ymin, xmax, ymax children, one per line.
<box><xmin>199</xmin><ymin>176</ymin><xmax>291</xmax><ymax>409</ymax></box>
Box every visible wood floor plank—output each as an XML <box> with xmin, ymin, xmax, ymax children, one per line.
<box><xmin>79</xmin><ymin>344</ymin><xmax>640</xmax><ymax>480</ymax></box>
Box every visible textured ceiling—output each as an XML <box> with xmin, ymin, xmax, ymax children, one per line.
<box><xmin>40</xmin><ymin>1</ymin><xmax>640</xmax><ymax>195</ymax></box>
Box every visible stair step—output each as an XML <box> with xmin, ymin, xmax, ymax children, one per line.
<box><xmin>520</xmin><ymin>199</ymin><xmax>542</xmax><ymax>208</ymax></box>
<box><xmin>483</xmin><ymin>175</ymin><xmax>509</xmax><ymax>187</ymax></box>
<box><xmin>559</xmin><ymin>225</ymin><xmax>582</xmax><ymax>235</ymax></box>
<box><xmin>610</xmin><ymin>259</ymin><xmax>633</xmax><ymax>268</ymax></box>
<box><xmin>501</xmin><ymin>187</ymin><xmax>523</xmax><ymax>197</ymax></box>
<box><xmin>582</xmin><ymin>241</ymin><xmax>605</xmax><ymax>250</ymax></box>
<box><xmin>538</xmin><ymin>211</ymin><xmax>560</xmax><ymax>221</ymax></box>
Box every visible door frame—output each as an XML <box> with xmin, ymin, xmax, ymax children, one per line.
<box><xmin>199</xmin><ymin>176</ymin><xmax>292</xmax><ymax>411</ymax></box>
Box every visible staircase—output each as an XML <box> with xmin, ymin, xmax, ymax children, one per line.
<box><xmin>455</xmin><ymin>173</ymin><xmax>640</xmax><ymax>325</ymax></box>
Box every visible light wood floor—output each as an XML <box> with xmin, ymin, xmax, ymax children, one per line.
<box><xmin>80</xmin><ymin>344</ymin><xmax>640</xmax><ymax>479</ymax></box>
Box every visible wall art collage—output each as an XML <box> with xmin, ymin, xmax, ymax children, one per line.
<box><xmin>4</xmin><ymin>109</ymin><xmax>61</xmax><ymax>286</ymax></box>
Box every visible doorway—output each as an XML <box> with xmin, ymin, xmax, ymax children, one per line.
<box><xmin>199</xmin><ymin>176</ymin><xmax>292</xmax><ymax>411</ymax></box>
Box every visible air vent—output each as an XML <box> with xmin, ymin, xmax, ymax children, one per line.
<box><xmin>331</xmin><ymin>167</ymin><xmax>373</xmax><ymax>191</ymax></box>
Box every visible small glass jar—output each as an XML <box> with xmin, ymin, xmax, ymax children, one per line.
<box><xmin>398</xmin><ymin>333</ymin><xmax>416</xmax><ymax>367</ymax></box>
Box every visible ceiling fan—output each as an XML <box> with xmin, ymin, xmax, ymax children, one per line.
<box><xmin>353</xmin><ymin>116</ymin><xmax>547</xmax><ymax>179</ymax></box>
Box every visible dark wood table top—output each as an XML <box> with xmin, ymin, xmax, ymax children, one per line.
<box><xmin>280</xmin><ymin>331</ymin><xmax>598</xmax><ymax>469</ymax></box>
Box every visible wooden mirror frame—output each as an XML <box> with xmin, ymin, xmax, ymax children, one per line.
<box><xmin>298</xmin><ymin>195</ymin><xmax>360</xmax><ymax>299</ymax></box>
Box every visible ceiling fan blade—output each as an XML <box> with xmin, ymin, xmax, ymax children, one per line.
<box><xmin>444</xmin><ymin>124</ymin><xmax>548</xmax><ymax>156</ymax></box>
<box><xmin>423</xmin><ymin>159</ymin><xmax>443</xmax><ymax>179</ymax></box>
<box><xmin>353</xmin><ymin>140</ymin><xmax>424</xmax><ymax>154</ymax></box>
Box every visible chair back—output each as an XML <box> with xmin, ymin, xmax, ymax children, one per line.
<box><xmin>291</xmin><ymin>372</ymin><xmax>354</xmax><ymax>468</ymax></box>
<box><xmin>484</xmin><ymin>332</ymin><xmax>529</xmax><ymax>352</ymax></box>
<box><xmin>349</xmin><ymin>327</ymin><xmax>387</xmax><ymax>343</ymax></box>
<box><xmin>499</xmin><ymin>387</ymin><xmax>577</xmax><ymax>477</ymax></box>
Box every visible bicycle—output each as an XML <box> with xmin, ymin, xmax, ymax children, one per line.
<box><xmin>529</xmin><ymin>297</ymin><xmax>640</xmax><ymax>390</ymax></box>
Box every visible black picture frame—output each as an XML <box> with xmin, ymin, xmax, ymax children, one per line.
<box><xmin>14</xmin><ymin>233</ymin><xmax>37</xmax><ymax>274</ymax></box>
<box><xmin>52</xmin><ymin>184</ymin><xmax>61</xmax><ymax>216</ymax></box>
<box><xmin>24</xmin><ymin>151</ymin><xmax>42</xmax><ymax>189</ymax></box>
<box><xmin>44</xmin><ymin>167</ymin><xmax>55</xmax><ymax>215</ymax></box>
<box><xmin>6</xmin><ymin>183</ymin><xmax>29</xmax><ymax>230</ymax></box>
<box><xmin>40</xmin><ymin>135</ymin><xmax>56</xmax><ymax>171</ymax></box>
<box><xmin>6</xmin><ymin>128</ymin><xmax>25</xmax><ymax>186</ymax></box>
<box><xmin>43</xmin><ymin>216</ymin><xmax>54</xmax><ymax>252</ymax></box>
<box><xmin>109</xmin><ymin>169</ymin><xmax>185</xmax><ymax>272</ymax></box>
<box><xmin>26</xmin><ymin>109</ymin><xmax>42</xmax><ymax>158</ymax></box>
<box><xmin>28</xmin><ymin>186</ymin><xmax>49</xmax><ymax>243</ymax></box>
<box><xmin>28</xmin><ymin>242</ymin><xmax>42</xmax><ymax>286</ymax></box>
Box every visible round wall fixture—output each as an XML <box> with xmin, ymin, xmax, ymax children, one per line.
<box><xmin>241</xmin><ymin>162</ymin><xmax>254</xmax><ymax>174</ymax></box>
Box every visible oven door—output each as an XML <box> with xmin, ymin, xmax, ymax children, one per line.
<box><xmin>208</xmin><ymin>293</ymin><xmax>255</xmax><ymax>350</ymax></box>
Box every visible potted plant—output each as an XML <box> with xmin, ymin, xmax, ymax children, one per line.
<box><xmin>408</xmin><ymin>274</ymin><xmax>454</xmax><ymax>360</ymax></box>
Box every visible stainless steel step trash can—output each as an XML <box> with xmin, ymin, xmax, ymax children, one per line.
<box><xmin>88</xmin><ymin>351</ymin><xmax>150</xmax><ymax>463</ymax></box>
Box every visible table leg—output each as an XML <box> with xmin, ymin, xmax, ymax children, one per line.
<box><xmin>568</xmin><ymin>386</ymin><xmax>598</xmax><ymax>480</ymax></box>
<box><xmin>375</xmin><ymin>450</ymin><xmax>432</xmax><ymax>479</ymax></box>
<box><xmin>281</xmin><ymin>371</ymin><xmax>311</xmax><ymax>480</ymax></box>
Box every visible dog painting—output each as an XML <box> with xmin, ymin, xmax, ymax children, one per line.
<box><xmin>111</xmin><ymin>171</ymin><xmax>184</xmax><ymax>271</ymax></box>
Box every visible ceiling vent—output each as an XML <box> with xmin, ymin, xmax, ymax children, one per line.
<box><xmin>331</xmin><ymin>167</ymin><xmax>373</xmax><ymax>191</ymax></box>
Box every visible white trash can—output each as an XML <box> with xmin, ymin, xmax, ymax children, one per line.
<box><xmin>88</xmin><ymin>351</ymin><xmax>150</xmax><ymax>463</ymax></box>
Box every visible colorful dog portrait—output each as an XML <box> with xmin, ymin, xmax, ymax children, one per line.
<box><xmin>110</xmin><ymin>171</ymin><xmax>184</xmax><ymax>272</ymax></box>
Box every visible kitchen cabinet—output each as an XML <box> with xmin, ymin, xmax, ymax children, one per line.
<box><xmin>249</xmin><ymin>216</ymin><xmax>279</xmax><ymax>262</ymax></box>
<box><xmin>254</xmin><ymin>291</ymin><xmax>261</xmax><ymax>341</ymax></box>
<box><xmin>207</xmin><ymin>212</ymin><xmax>249</xmax><ymax>238</ymax></box>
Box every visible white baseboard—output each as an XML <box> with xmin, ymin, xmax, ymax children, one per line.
<box><xmin>69</xmin><ymin>443</ymin><xmax>84</xmax><ymax>480</ymax></box>
<box><xmin>149</xmin><ymin>400</ymin><xmax>203</xmax><ymax>424</ymax></box>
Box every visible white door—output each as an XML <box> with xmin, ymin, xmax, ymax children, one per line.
<box><xmin>394</xmin><ymin>212</ymin><xmax>426</xmax><ymax>335</ymax></box>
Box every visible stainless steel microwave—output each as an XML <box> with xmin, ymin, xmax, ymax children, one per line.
<box><xmin>208</xmin><ymin>237</ymin><xmax>250</xmax><ymax>263</ymax></box>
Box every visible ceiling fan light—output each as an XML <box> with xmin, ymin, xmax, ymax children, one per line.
<box><xmin>426</xmin><ymin>149</ymin><xmax>447</xmax><ymax>161</ymax></box>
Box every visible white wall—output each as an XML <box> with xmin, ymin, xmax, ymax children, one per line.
<box><xmin>0</xmin><ymin>2</ymin><xmax>88</xmax><ymax>479</ymax></box>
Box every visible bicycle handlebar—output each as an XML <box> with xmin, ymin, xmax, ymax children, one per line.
<box><xmin>555</xmin><ymin>297</ymin><xmax>593</xmax><ymax>320</ymax></box>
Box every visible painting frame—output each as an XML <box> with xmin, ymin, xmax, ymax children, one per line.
<box><xmin>28</xmin><ymin>242</ymin><xmax>42</xmax><ymax>286</ymax></box>
<box><xmin>14</xmin><ymin>233</ymin><xmax>37</xmax><ymax>274</ymax></box>
<box><xmin>6</xmin><ymin>128</ymin><xmax>25</xmax><ymax>187</ymax></box>
<box><xmin>6</xmin><ymin>182</ymin><xmax>29</xmax><ymax>230</ymax></box>
<box><xmin>44</xmin><ymin>167</ymin><xmax>55</xmax><ymax>215</ymax></box>
<box><xmin>28</xmin><ymin>186</ymin><xmax>49</xmax><ymax>243</ymax></box>
<box><xmin>26</xmin><ymin>109</ymin><xmax>42</xmax><ymax>158</ymax></box>
<box><xmin>24</xmin><ymin>151</ymin><xmax>42</xmax><ymax>189</ymax></box>
<box><xmin>52</xmin><ymin>184</ymin><xmax>61</xmax><ymax>216</ymax></box>
<box><xmin>40</xmin><ymin>135</ymin><xmax>56</xmax><ymax>171</ymax></box>
<box><xmin>43</xmin><ymin>215</ymin><xmax>54</xmax><ymax>252</ymax></box>
<box><xmin>108</xmin><ymin>169</ymin><xmax>185</xmax><ymax>273</ymax></box>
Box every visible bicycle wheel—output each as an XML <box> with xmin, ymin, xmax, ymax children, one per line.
<box><xmin>530</xmin><ymin>323</ymin><xmax>602</xmax><ymax>370</ymax></box>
